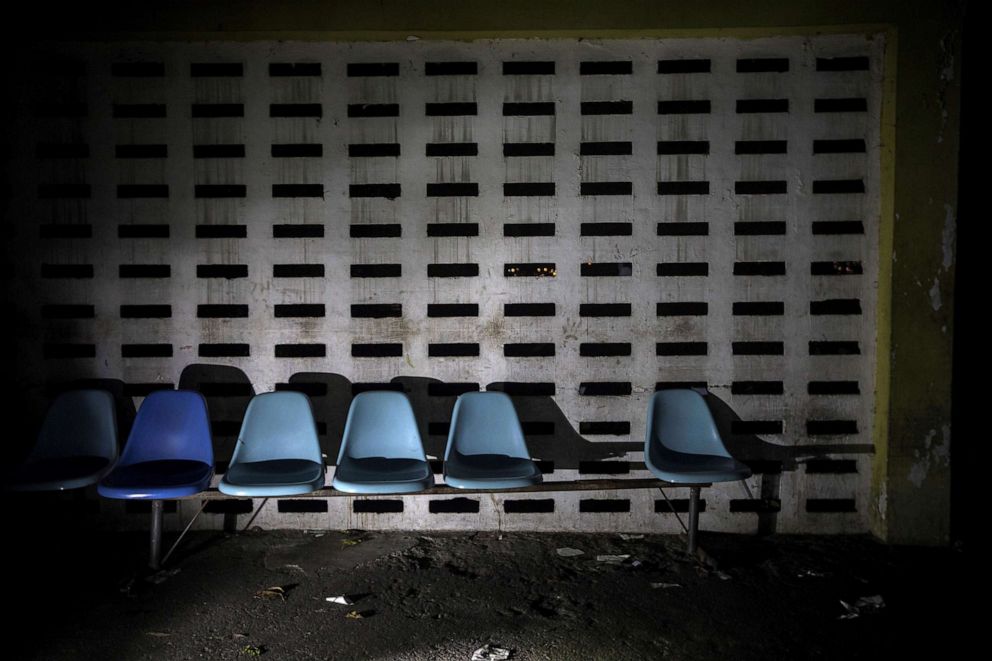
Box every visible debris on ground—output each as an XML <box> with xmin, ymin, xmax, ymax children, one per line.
<box><xmin>556</xmin><ymin>547</ymin><xmax>584</xmax><ymax>557</ymax></box>
<box><xmin>255</xmin><ymin>586</ymin><xmax>286</xmax><ymax>601</ymax></box>
<box><xmin>145</xmin><ymin>568</ymin><xmax>181</xmax><ymax>585</ymax></box>
<box><xmin>144</xmin><ymin>631</ymin><xmax>170</xmax><ymax>637</ymax></box>
<box><xmin>797</xmin><ymin>569</ymin><xmax>827</xmax><ymax>578</ymax></box>
<box><xmin>240</xmin><ymin>644</ymin><xmax>264</xmax><ymax>656</ymax></box>
<box><xmin>471</xmin><ymin>643</ymin><xmax>512</xmax><ymax>660</ymax></box>
<box><xmin>596</xmin><ymin>554</ymin><xmax>630</xmax><ymax>564</ymax></box>
<box><xmin>619</xmin><ymin>533</ymin><xmax>645</xmax><ymax>541</ymax></box>
<box><xmin>345</xmin><ymin>610</ymin><xmax>364</xmax><ymax>619</ymax></box>
<box><xmin>326</xmin><ymin>595</ymin><xmax>354</xmax><ymax>605</ymax></box>
<box><xmin>650</xmin><ymin>582</ymin><xmax>682</xmax><ymax>589</ymax></box>
<box><xmin>838</xmin><ymin>595</ymin><xmax>885</xmax><ymax>620</ymax></box>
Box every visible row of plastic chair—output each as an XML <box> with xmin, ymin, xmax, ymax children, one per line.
<box><xmin>5</xmin><ymin>388</ymin><xmax>750</xmax><ymax>495</ymax></box>
<box><xmin>6</xmin><ymin>387</ymin><xmax>749</xmax><ymax>565</ymax></box>
<box><xmin>4</xmin><ymin>389</ymin><xmax>556</xmax><ymax>497</ymax></box>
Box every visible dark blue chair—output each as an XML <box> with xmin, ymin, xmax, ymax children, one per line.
<box><xmin>644</xmin><ymin>389</ymin><xmax>751</xmax><ymax>552</ymax></box>
<box><xmin>219</xmin><ymin>391</ymin><xmax>324</xmax><ymax>497</ymax></box>
<box><xmin>443</xmin><ymin>391</ymin><xmax>542</xmax><ymax>489</ymax></box>
<box><xmin>331</xmin><ymin>391</ymin><xmax>434</xmax><ymax>494</ymax></box>
<box><xmin>98</xmin><ymin>390</ymin><xmax>213</xmax><ymax>567</ymax></box>
<box><xmin>5</xmin><ymin>390</ymin><xmax>118</xmax><ymax>491</ymax></box>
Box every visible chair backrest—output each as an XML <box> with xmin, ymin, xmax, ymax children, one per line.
<box><xmin>117</xmin><ymin>390</ymin><xmax>213</xmax><ymax>466</ymax></box>
<box><xmin>645</xmin><ymin>389</ymin><xmax>730</xmax><ymax>457</ymax></box>
<box><xmin>32</xmin><ymin>390</ymin><xmax>118</xmax><ymax>461</ymax></box>
<box><xmin>230</xmin><ymin>391</ymin><xmax>321</xmax><ymax>464</ymax></box>
<box><xmin>336</xmin><ymin>391</ymin><xmax>425</xmax><ymax>462</ymax></box>
<box><xmin>445</xmin><ymin>391</ymin><xmax>531</xmax><ymax>459</ymax></box>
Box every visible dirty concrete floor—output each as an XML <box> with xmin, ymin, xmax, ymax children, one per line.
<box><xmin>8</xmin><ymin>525</ymin><xmax>972</xmax><ymax>660</ymax></box>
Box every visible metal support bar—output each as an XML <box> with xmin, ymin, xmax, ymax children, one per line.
<box><xmin>241</xmin><ymin>497</ymin><xmax>268</xmax><ymax>532</ymax></box>
<box><xmin>687</xmin><ymin>487</ymin><xmax>701</xmax><ymax>555</ymax></box>
<box><xmin>149</xmin><ymin>499</ymin><xmax>163</xmax><ymax>570</ymax></box>
<box><xmin>656</xmin><ymin>487</ymin><xmax>690</xmax><ymax>534</ymax></box>
<box><xmin>160</xmin><ymin>500</ymin><xmax>208</xmax><ymax>567</ymax></box>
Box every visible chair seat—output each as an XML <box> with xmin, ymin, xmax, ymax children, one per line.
<box><xmin>648</xmin><ymin>445</ymin><xmax>751</xmax><ymax>483</ymax></box>
<box><xmin>444</xmin><ymin>453</ymin><xmax>542</xmax><ymax>490</ymax></box>
<box><xmin>332</xmin><ymin>456</ymin><xmax>434</xmax><ymax>494</ymax></box>
<box><xmin>98</xmin><ymin>459</ymin><xmax>213</xmax><ymax>499</ymax></box>
<box><xmin>5</xmin><ymin>456</ymin><xmax>112</xmax><ymax>491</ymax></box>
<box><xmin>219</xmin><ymin>459</ymin><xmax>324</xmax><ymax>496</ymax></box>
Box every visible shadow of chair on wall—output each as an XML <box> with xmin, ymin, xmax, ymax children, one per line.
<box><xmin>283</xmin><ymin>373</ymin><xmax>625</xmax><ymax>480</ymax></box>
<box><xmin>704</xmin><ymin>391</ymin><xmax>871</xmax><ymax>535</ymax></box>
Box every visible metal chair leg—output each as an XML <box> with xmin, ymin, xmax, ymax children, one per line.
<box><xmin>149</xmin><ymin>499</ymin><xmax>163</xmax><ymax>570</ymax></box>
<box><xmin>687</xmin><ymin>486</ymin><xmax>701</xmax><ymax>555</ymax></box>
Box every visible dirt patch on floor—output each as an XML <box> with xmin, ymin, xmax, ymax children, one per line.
<box><xmin>8</xmin><ymin>527</ymin><xmax>972</xmax><ymax>660</ymax></box>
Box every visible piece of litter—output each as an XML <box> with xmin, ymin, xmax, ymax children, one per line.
<box><xmin>471</xmin><ymin>644</ymin><xmax>512</xmax><ymax>661</ymax></box>
<box><xmin>345</xmin><ymin>610</ymin><xmax>364</xmax><ymax>619</ymax></box>
<box><xmin>145</xmin><ymin>568</ymin><xmax>181</xmax><ymax>585</ymax></box>
<box><xmin>283</xmin><ymin>564</ymin><xmax>305</xmax><ymax>574</ymax></box>
<box><xmin>255</xmin><ymin>586</ymin><xmax>286</xmax><ymax>601</ymax></box>
<box><xmin>240</xmin><ymin>644</ymin><xmax>263</xmax><ymax>657</ymax></box>
<box><xmin>714</xmin><ymin>571</ymin><xmax>732</xmax><ymax>581</ymax></box>
<box><xmin>406</xmin><ymin>35</ymin><xmax>420</xmax><ymax>41</ymax></box>
<box><xmin>797</xmin><ymin>569</ymin><xmax>827</xmax><ymax>578</ymax></box>
<box><xmin>619</xmin><ymin>533</ymin><xmax>644</xmax><ymax>540</ymax></box>
<box><xmin>326</xmin><ymin>596</ymin><xmax>354</xmax><ymax>605</ymax></box>
<box><xmin>342</xmin><ymin>538</ymin><xmax>363</xmax><ymax>546</ymax></box>
<box><xmin>838</xmin><ymin>595</ymin><xmax>885</xmax><ymax>620</ymax></box>
<box><xmin>596</xmin><ymin>554</ymin><xmax>631</xmax><ymax>563</ymax></box>
<box><xmin>650</xmin><ymin>582</ymin><xmax>682</xmax><ymax>589</ymax></box>
<box><xmin>145</xmin><ymin>631</ymin><xmax>170</xmax><ymax>637</ymax></box>
<box><xmin>626</xmin><ymin>558</ymin><xmax>643</xmax><ymax>569</ymax></box>
<box><xmin>556</xmin><ymin>547</ymin><xmax>584</xmax><ymax>557</ymax></box>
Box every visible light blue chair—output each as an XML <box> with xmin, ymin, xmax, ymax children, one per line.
<box><xmin>5</xmin><ymin>390</ymin><xmax>118</xmax><ymax>491</ymax></box>
<box><xmin>331</xmin><ymin>391</ymin><xmax>434</xmax><ymax>494</ymax></box>
<box><xmin>443</xmin><ymin>391</ymin><xmax>542</xmax><ymax>490</ymax></box>
<box><xmin>644</xmin><ymin>389</ymin><xmax>751</xmax><ymax>552</ymax></box>
<box><xmin>219</xmin><ymin>391</ymin><xmax>324</xmax><ymax>497</ymax></box>
<box><xmin>98</xmin><ymin>390</ymin><xmax>214</xmax><ymax>568</ymax></box>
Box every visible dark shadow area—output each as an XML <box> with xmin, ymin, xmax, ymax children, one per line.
<box><xmin>4</xmin><ymin>528</ymin><xmax>974</xmax><ymax>660</ymax></box>
<box><xmin>951</xmin><ymin>1</ymin><xmax>973</xmax><ymax>547</ymax></box>
<box><xmin>487</xmin><ymin>382</ymin><xmax>628</xmax><ymax>470</ymax></box>
<box><xmin>178</xmin><ymin>364</ymin><xmax>255</xmax><ymax>472</ymax></box>
<box><xmin>704</xmin><ymin>391</ymin><xmax>873</xmax><ymax>535</ymax></box>
<box><xmin>282</xmin><ymin>371</ymin><xmax>354</xmax><ymax>461</ymax></box>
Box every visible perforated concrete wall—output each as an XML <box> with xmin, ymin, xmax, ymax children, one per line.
<box><xmin>2</xmin><ymin>34</ymin><xmax>883</xmax><ymax>533</ymax></box>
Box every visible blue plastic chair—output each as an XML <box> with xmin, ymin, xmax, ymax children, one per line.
<box><xmin>98</xmin><ymin>390</ymin><xmax>214</xmax><ymax>500</ymax></box>
<box><xmin>219</xmin><ymin>391</ymin><xmax>324</xmax><ymax>497</ymax></box>
<box><xmin>5</xmin><ymin>390</ymin><xmax>118</xmax><ymax>491</ymax></box>
<box><xmin>644</xmin><ymin>389</ymin><xmax>751</xmax><ymax>484</ymax></box>
<box><xmin>443</xmin><ymin>391</ymin><xmax>542</xmax><ymax>490</ymax></box>
<box><xmin>645</xmin><ymin>389</ymin><xmax>751</xmax><ymax>553</ymax></box>
<box><xmin>98</xmin><ymin>390</ymin><xmax>213</xmax><ymax>568</ymax></box>
<box><xmin>331</xmin><ymin>391</ymin><xmax>434</xmax><ymax>494</ymax></box>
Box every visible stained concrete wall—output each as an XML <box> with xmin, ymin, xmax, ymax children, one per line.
<box><xmin>3</xmin><ymin>1</ymin><xmax>961</xmax><ymax>544</ymax></box>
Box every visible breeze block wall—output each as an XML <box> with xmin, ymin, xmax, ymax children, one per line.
<box><xmin>3</xmin><ymin>34</ymin><xmax>885</xmax><ymax>534</ymax></box>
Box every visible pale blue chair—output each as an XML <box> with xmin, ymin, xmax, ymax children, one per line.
<box><xmin>443</xmin><ymin>391</ymin><xmax>542</xmax><ymax>489</ymax></box>
<box><xmin>644</xmin><ymin>389</ymin><xmax>751</xmax><ymax>552</ymax></box>
<box><xmin>331</xmin><ymin>391</ymin><xmax>434</xmax><ymax>494</ymax></box>
<box><xmin>219</xmin><ymin>391</ymin><xmax>324</xmax><ymax>497</ymax></box>
<box><xmin>98</xmin><ymin>390</ymin><xmax>214</xmax><ymax>568</ymax></box>
<box><xmin>5</xmin><ymin>390</ymin><xmax>118</xmax><ymax>491</ymax></box>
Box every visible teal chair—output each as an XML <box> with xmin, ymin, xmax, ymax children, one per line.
<box><xmin>219</xmin><ymin>391</ymin><xmax>324</xmax><ymax>497</ymax></box>
<box><xmin>644</xmin><ymin>389</ymin><xmax>751</xmax><ymax>553</ymax></box>
<box><xmin>331</xmin><ymin>391</ymin><xmax>434</xmax><ymax>494</ymax></box>
<box><xmin>443</xmin><ymin>391</ymin><xmax>542</xmax><ymax>489</ymax></box>
<box><xmin>5</xmin><ymin>390</ymin><xmax>118</xmax><ymax>491</ymax></box>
